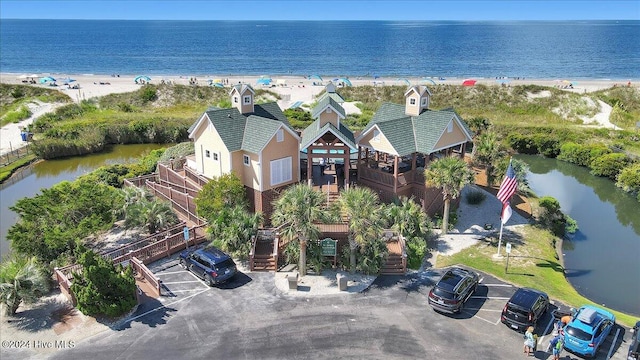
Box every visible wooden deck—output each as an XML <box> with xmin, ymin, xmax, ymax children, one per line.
<box><xmin>387</xmin><ymin>240</ymin><xmax>402</xmax><ymax>255</ymax></box>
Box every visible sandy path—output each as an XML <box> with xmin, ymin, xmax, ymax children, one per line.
<box><xmin>0</xmin><ymin>101</ymin><xmax>65</xmax><ymax>156</ymax></box>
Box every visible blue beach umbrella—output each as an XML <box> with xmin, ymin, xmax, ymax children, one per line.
<box><xmin>396</xmin><ymin>78</ymin><xmax>411</xmax><ymax>86</ymax></box>
<box><xmin>338</xmin><ymin>78</ymin><xmax>352</xmax><ymax>86</ymax></box>
<box><xmin>308</xmin><ymin>74</ymin><xmax>323</xmax><ymax>81</ymax></box>
<box><xmin>257</xmin><ymin>77</ymin><xmax>272</xmax><ymax>85</ymax></box>
<box><xmin>39</xmin><ymin>76</ymin><xmax>56</xmax><ymax>83</ymax></box>
<box><xmin>134</xmin><ymin>75</ymin><xmax>151</xmax><ymax>83</ymax></box>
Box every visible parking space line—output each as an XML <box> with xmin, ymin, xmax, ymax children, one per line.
<box><xmin>470</xmin><ymin>296</ymin><xmax>510</xmax><ymax>300</ymax></box>
<box><xmin>464</xmin><ymin>308</ymin><xmax>503</xmax><ymax>312</ymax></box>
<box><xmin>156</xmin><ymin>270</ymin><xmax>187</xmax><ymax>276</ymax></box>
<box><xmin>538</xmin><ymin>316</ymin><xmax>556</xmax><ymax>345</ymax></box>
<box><xmin>161</xmin><ymin>281</ymin><xmax>203</xmax><ymax>285</ymax></box>
<box><xmin>606</xmin><ymin>328</ymin><xmax>621</xmax><ymax>360</ymax></box>
<box><xmin>167</xmin><ymin>288</ymin><xmax>209</xmax><ymax>293</ymax></box>
<box><xmin>482</xmin><ymin>284</ymin><xmax>513</xmax><ymax>287</ymax></box>
<box><xmin>462</xmin><ymin>310</ymin><xmax>501</xmax><ymax>325</ymax></box>
<box><xmin>124</xmin><ymin>288</ymin><xmax>210</xmax><ymax>324</ymax></box>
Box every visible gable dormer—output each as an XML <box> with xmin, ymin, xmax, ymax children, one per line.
<box><xmin>311</xmin><ymin>97</ymin><xmax>345</xmax><ymax>129</ymax></box>
<box><xmin>230</xmin><ymin>84</ymin><xmax>255</xmax><ymax>114</ymax></box>
<box><xmin>325</xmin><ymin>81</ymin><xmax>337</xmax><ymax>94</ymax></box>
<box><xmin>404</xmin><ymin>85</ymin><xmax>431</xmax><ymax>116</ymax></box>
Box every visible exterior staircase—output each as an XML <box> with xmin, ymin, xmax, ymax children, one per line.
<box><xmin>249</xmin><ymin>229</ymin><xmax>278</xmax><ymax>272</ymax></box>
<box><xmin>380</xmin><ymin>234</ymin><xmax>407</xmax><ymax>275</ymax></box>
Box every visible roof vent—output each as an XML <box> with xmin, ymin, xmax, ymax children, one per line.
<box><xmin>228</xmin><ymin>114</ymin><xmax>231</xmax><ymax>118</ymax></box>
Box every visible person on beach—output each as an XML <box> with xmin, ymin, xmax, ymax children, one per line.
<box><xmin>523</xmin><ymin>326</ymin><xmax>536</xmax><ymax>356</ymax></box>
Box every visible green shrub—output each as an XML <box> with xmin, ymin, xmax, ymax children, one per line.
<box><xmin>357</xmin><ymin>239</ymin><xmax>388</xmax><ymax>275</ymax></box>
<box><xmin>406</xmin><ymin>236</ymin><xmax>427</xmax><ymax>270</ymax></box>
<box><xmin>590</xmin><ymin>153</ymin><xmax>629</xmax><ymax>179</ymax></box>
<box><xmin>533</xmin><ymin>134</ymin><xmax>561</xmax><ymax>157</ymax></box>
<box><xmin>139</xmin><ymin>85</ymin><xmax>157</xmax><ymax>103</ymax></box>
<box><xmin>616</xmin><ymin>162</ymin><xmax>640</xmax><ymax>195</ymax></box>
<box><xmin>71</xmin><ymin>250</ymin><xmax>136</xmax><ymax>318</ymax></box>
<box><xmin>3</xmin><ymin>105</ymin><xmax>32</xmax><ymax>123</ymax></box>
<box><xmin>465</xmin><ymin>190</ymin><xmax>486</xmax><ymax>205</ymax></box>
<box><xmin>507</xmin><ymin>134</ymin><xmax>538</xmax><ymax>154</ymax></box>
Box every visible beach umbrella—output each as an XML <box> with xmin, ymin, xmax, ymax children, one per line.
<box><xmin>257</xmin><ymin>77</ymin><xmax>272</xmax><ymax>85</ymax></box>
<box><xmin>422</xmin><ymin>78</ymin><xmax>437</xmax><ymax>85</ymax></box>
<box><xmin>39</xmin><ymin>76</ymin><xmax>56</xmax><ymax>83</ymax></box>
<box><xmin>396</xmin><ymin>78</ymin><xmax>411</xmax><ymax>86</ymax></box>
<box><xmin>60</xmin><ymin>77</ymin><xmax>76</xmax><ymax>84</ymax></box>
<box><xmin>338</xmin><ymin>78</ymin><xmax>352</xmax><ymax>86</ymax></box>
<box><xmin>462</xmin><ymin>79</ymin><xmax>476</xmax><ymax>86</ymax></box>
<box><xmin>309</xmin><ymin>74</ymin><xmax>323</xmax><ymax>81</ymax></box>
<box><xmin>134</xmin><ymin>75</ymin><xmax>151</xmax><ymax>83</ymax></box>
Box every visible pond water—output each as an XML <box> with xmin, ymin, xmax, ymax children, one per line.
<box><xmin>0</xmin><ymin>144</ymin><xmax>167</xmax><ymax>257</ymax></box>
<box><xmin>517</xmin><ymin>154</ymin><xmax>640</xmax><ymax>316</ymax></box>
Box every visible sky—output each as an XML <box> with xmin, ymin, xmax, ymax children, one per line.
<box><xmin>0</xmin><ymin>0</ymin><xmax>639</xmax><ymax>21</ymax></box>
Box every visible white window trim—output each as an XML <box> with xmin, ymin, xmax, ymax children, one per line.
<box><xmin>421</xmin><ymin>98</ymin><xmax>427</xmax><ymax>106</ymax></box>
<box><xmin>243</xmin><ymin>95</ymin><xmax>251</xmax><ymax>104</ymax></box>
<box><xmin>276</xmin><ymin>129</ymin><xmax>284</xmax><ymax>142</ymax></box>
<box><xmin>213</xmin><ymin>153</ymin><xmax>219</xmax><ymax>161</ymax></box>
<box><xmin>270</xmin><ymin>157</ymin><xmax>292</xmax><ymax>186</ymax></box>
<box><xmin>410</xmin><ymin>98</ymin><xmax>416</xmax><ymax>105</ymax></box>
<box><xmin>205</xmin><ymin>150</ymin><xmax>211</xmax><ymax>158</ymax></box>
<box><xmin>243</xmin><ymin>154</ymin><xmax>250</xmax><ymax>166</ymax></box>
<box><xmin>234</xmin><ymin>96</ymin><xmax>238</xmax><ymax>103</ymax></box>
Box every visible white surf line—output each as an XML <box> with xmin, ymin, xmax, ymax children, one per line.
<box><xmin>124</xmin><ymin>288</ymin><xmax>209</xmax><ymax>324</ymax></box>
<box><xmin>470</xmin><ymin>296</ymin><xmax>510</xmax><ymax>300</ymax></box>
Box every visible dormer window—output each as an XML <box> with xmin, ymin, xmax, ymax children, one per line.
<box><xmin>243</xmin><ymin>96</ymin><xmax>251</xmax><ymax>104</ymax></box>
<box><xmin>410</xmin><ymin>98</ymin><xmax>416</xmax><ymax>105</ymax></box>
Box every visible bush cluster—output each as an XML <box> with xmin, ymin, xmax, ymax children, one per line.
<box><xmin>507</xmin><ymin>133</ymin><xmax>561</xmax><ymax>157</ymax></box>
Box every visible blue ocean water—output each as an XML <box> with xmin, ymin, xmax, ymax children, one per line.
<box><xmin>1</xmin><ymin>20</ymin><xmax>639</xmax><ymax>79</ymax></box>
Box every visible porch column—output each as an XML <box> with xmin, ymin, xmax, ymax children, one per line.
<box><xmin>357</xmin><ymin>146</ymin><xmax>362</xmax><ymax>181</ymax></box>
<box><xmin>412</xmin><ymin>153</ymin><xmax>417</xmax><ymax>183</ymax></box>
<box><xmin>461</xmin><ymin>143</ymin><xmax>467</xmax><ymax>158</ymax></box>
<box><xmin>393</xmin><ymin>155</ymin><xmax>399</xmax><ymax>193</ymax></box>
<box><xmin>344</xmin><ymin>153</ymin><xmax>350</xmax><ymax>188</ymax></box>
<box><xmin>308</xmin><ymin>155</ymin><xmax>313</xmax><ymax>186</ymax></box>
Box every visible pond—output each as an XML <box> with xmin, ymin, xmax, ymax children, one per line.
<box><xmin>0</xmin><ymin>144</ymin><xmax>167</xmax><ymax>257</ymax></box>
<box><xmin>517</xmin><ymin>154</ymin><xmax>640</xmax><ymax>316</ymax></box>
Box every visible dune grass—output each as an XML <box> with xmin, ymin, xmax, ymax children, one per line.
<box><xmin>0</xmin><ymin>153</ymin><xmax>37</xmax><ymax>183</ymax></box>
<box><xmin>436</xmin><ymin>225</ymin><xmax>637</xmax><ymax>327</ymax></box>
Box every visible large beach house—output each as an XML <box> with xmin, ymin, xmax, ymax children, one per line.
<box><xmin>187</xmin><ymin>84</ymin><xmax>300</xmax><ymax>217</ymax></box>
<box><xmin>187</xmin><ymin>83</ymin><xmax>473</xmax><ymax>218</ymax></box>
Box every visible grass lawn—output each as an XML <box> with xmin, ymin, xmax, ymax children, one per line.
<box><xmin>435</xmin><ymin>225</ymin><xmax>637</xmax><ymax>328</ymax></box>
<box><xmin>0</xmin><ymin>154</ymin><xmax>37</xmax><ymax>183</ymax></box>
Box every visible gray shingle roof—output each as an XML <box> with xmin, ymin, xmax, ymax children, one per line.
<box><xmin>360</xmin><ymin>103</ymin><xmax>472</xmax><ymax>157</ymax></box>
<box><xmin>300</xmin><ymin>119</ymin><xmax>356</xmax><ymax>150</ymax></box>
<box><xmin>316</xmin><ymin>91</ymin><xmax>345</xmax><ymax>104</ymax></box>
<box><xmin>191</xmin><ymin>102</ymin><xmax>292</xmax><ymax>153</ymax></box>
<box><xmin>311</xmin><ymin>97</ymin><xmax>346</xmax><ymax>119</ymax></box>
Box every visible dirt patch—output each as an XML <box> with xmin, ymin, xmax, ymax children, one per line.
<box><xmin>83</xmin><ymin>220</ymin><xmax>145</xmax><ymax>254</ymax></box>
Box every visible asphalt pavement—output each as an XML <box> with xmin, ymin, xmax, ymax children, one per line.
<box><xmin>4</xmin><ymin>264</ymin><xmax>633</xmax><ymax>360</ymax></box>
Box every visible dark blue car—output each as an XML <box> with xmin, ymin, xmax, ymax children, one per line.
<box><xmin>179</xmin><ymin>247</ymin><xmax>237</xmax><ymax>286</ymax></box>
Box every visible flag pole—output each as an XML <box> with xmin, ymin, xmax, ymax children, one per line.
<box><xmin>497</xmin><ymin>220</ymin><xmax>504</xmax><ymax>256</ymax></box>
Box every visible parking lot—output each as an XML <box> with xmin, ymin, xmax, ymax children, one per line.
<box><xmin>40</xmin><ymin>265</ymin><xmax>635</xmax><ymax>360</ymax></box>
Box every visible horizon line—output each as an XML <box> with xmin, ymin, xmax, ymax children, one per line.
<box><xmin>1</xmin><ymin>18</ymin><xmax>638</xmax><ymax>22</ymax></box>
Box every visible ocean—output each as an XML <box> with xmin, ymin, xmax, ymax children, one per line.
<box><xmin>1</xmin><ymin>19</ymin><xmax>639</xmax><ymax>79</ymax></box>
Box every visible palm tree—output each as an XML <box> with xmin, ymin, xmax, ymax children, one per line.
<box><xmin>424</xmin><ymin>156</ymin><xmax>475</xmax><ymax>234</ymax></box>
<box><xmin>337</xmin><ymin>187</ymin><xmax>385</xmax><ymax>273</ymax></box>
<box><xmin>122</xmin><ymin>190</ymin><xmax>178</xmax><ymax>234</ymax></box>
<box><xmin>209</xmin><ymin>206</ymin><xmax>263</xmax><ymax>258</ymax></box>
<box><xmin>272</xmin><ymin>184</ymin><xmax>327</xmax><ymax>277</ymax></box>
<box><xmin>386</xmin><ymin>196</ymin><xmax>431</xmax><ymax>239</ymax></box>
<box><xmin>0</xmin><ymin>256</ymin><xmax>49</xmax><ymax>316</ymax></box>
<box><xmin>473</xmin><ymin>131</ymin><xmax>502</xmax><ymax>185</ymax></box>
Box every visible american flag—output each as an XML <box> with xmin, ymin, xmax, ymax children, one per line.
<box><xmin>496</xmin><ymin>161</ymin><xmax>517</xmax><ymax>204</ymax></box>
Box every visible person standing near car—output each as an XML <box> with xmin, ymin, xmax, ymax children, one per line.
<box><xmin>552</xmin><ymin>330</ymin><xmax>564</xmax><ymax>360</ymax></box>
<box><xmin>523</xmin><ymin>326</ymin><xmax>536</xmax><ymax>356</ymax></box>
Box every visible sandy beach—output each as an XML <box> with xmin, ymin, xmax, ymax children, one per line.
<box><xmin>0</xmin><ymin>72</ymin><xmax>635</xmax><ymax>156</ymax></box>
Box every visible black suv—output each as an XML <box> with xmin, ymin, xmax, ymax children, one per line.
<box><xmin>501</xmin><ymin>287</ymin><xmax>549</xmax><ymax>331</ymax></box>
<box><xmin>629</xmin><ymin>321</ymin><xmax>640</xmax><ymax>360</ymax></box>
<box><xmin>428</xmin><ymin>267</ymin><xmax>480</xmax><ymax>313</ymax></box>
<box><xmin>179</xmin><ymin>247</ymin><xmax>237</xmax><ymax>286</ymax></box>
